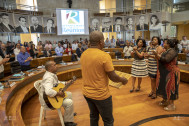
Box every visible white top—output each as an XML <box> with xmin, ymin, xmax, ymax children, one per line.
<box><xmin>0</xmin><ymin>56</ymin><xmax>4</xmax><ymax>73</ymax></box>
<box><xmin>63</xmin><ymin>44</ymin><xmax>67</xmax><ymax>49</ymax></box>
<box><xmin>14</xmin><ymin>48</ymin><xmax>20</xmax><ymax>61</ymax></box>
<box><xmin>72</xmin><ymin>43</ymin><xmax>78</xmax><ymax>50</ymax></box>
<box><xmin>41</xmin><ymin>71</ymin><xmax>65</xmax><ymax>97</ymax></box>
<box><xmin>123</xmin><ymin>46</ymin><xmax>133</xmax><ymax>57</ymax></box>
<box><xmin>149</xmin><ymin>23</ymin><xmax>161</xmax><ymax>30</ymax></box>
<box><xmin>180</xmin><ymin>40</ymin><xmax>189</xmax><ymax>48</ymax></box>
<box><xmin>21</xmin><ymin>25</ymin><xmax>29</xmax><ymax>33</ymax></box>
<box><xmin>186</xmin><ymin>45</ymin><xmax>189</xmax><ymax>57</ymax></box>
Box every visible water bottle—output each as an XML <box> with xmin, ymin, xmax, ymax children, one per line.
<box><xmin>116</xmin><ymin>56</ymin><xmax>117</xmax><ymax>60</ymax></box>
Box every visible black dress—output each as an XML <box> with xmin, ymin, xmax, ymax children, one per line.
<box><xmin>156</xmin><ymin>48</ymin><xmax>180</xmax><ymax>100</ymax></box>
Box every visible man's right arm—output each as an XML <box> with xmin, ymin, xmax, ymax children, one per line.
<box><xmin>107</xmin><ymin>71</ymin><xmax>128</xmax><ymax>85</ymax></box>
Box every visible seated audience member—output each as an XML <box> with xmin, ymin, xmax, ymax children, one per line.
<box><xmin>26</xmin><ymin>43</ymin><xmax>31</xmax><ymax>53</ymax></box>
<box><xmin>110</xmin><ymin>39</ymin><xmax>116</xmax><ymax>48</ymax></box>
<box><xmin>6</xmin><ymin>41</ymin><xmax>14</xmax><ymax>55</ymax></box>
<box><xmin>40</xmin><ymin>61</ymin><xmax>77</xmax><ymax>126</ymax></box>
<box><xmin>30</xmin><ymin>44</ymin><xmax>38</xmax><ymax>58</ymax></box>
<box><xmin>185</xmin><ymin>44</ymin><xmax>189</xmax><ymax>64</ymax></box>
<box><xmin>76</xmin><ymin>43</ymin><xmax>83</xmax><ymax>59</ymax></box>
<box><xmin>72</xmin><ymin>41</ymin><xmax>78</xmax><ymax>50</ymax></box>
<box><xmin>17</xmin><ymin>46</ymin><xmax>33</xmax><ymax>71</ymax></box>
<box><xmin>123</xmin><ymin>41</ymin><xmax>133</xmax><ymax>59</ymax></box>
<box><xmin>0</xmin><ymin>56</ymin><xmax>9</xmax><ymax>79</ymax></box>
<box><xmin>0</xmin><ymin>44</ymin><xmax>9</xmax><ymax>58</ymax></box>
<box><xmin>65</xmin><ymin>43</ymin><xmax>73</xmax><ymax>55</ymax></box>
<box><xmin>104</xmin><ymin>38</ymin><xmax>110</xmax><ymax>48</ymax></box>
<box><xmin>43</xmin><ymin>46</ymin><xmax>52</xmax><ymax>57</ymax></box>
<box><xmin>52</xmin><ymin>41</ymin><xmax>58</xmax><ymax>50</ymax></box>
<box><xmin>119</xmin><ymin>39</ymin><xmax>125</xmax><ymax>48</ymax></box>
<box><xmin>181</xmin><ymin>36</ymin><xmax>189</xmax><ymax>49</ymax></box>
<box><xmin>177</xmin><ymin>40</ymin><xmax>182</xmax><ymax>53</ymax></box>
<box><xmin>17</xmin><ymin>40</ymin><xmax>23</xmax><ymax>46</ymax></box>
<box><xmin>14</xmin><ymin>43</ymin><xmax>21</xmax><ymax>61</ymax></box>
<box><xmin>55</xmin><ymin>42</ymin><xmax>64</xmax><ymax>56</ymax></box>
<box><xmin>45</xmin><ymin>41</ymin><xmax>52</xmax><ymax>50</ymax></box>
<box><xmin>63</xmin><ymin>41</ymin><xmax>68</xmax><ymax>49</ymax></box>
<box><xmin>116</xmin><ymin>39</ymin><xmax>120</xmax><ymax>47</ymax></box>
<box><xmin>24</xmin><ymin>42</ymin><xmax>28</xmax><ymax>48</ymax></box>
<box><xmin>37</xmin><ymin>41</ymin><xmax>43</xmax><ymax>53</ymax></box>
<box><xmin>0</xmin><ymin>40</ymin><xmax>2</xmax><ymax>47</ymax></box>
<box><xmin>81</xmin><ymin>41</ymin><xmax>88</xmax><ymax>51</ymax></box>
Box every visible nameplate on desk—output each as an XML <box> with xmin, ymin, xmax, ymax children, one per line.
<box><xmin>28</xmin><ymin>73</ymin><xmax>34</xmax><ymax>76</ymax></box>
<box><xmin>10</xmin><ymin>82</ymin><xmax>16</xmax><ymax>87</ymax></box>
<box><xmin>67</xmin><ymin>62</ymin><xmax>73</xmax><ymax>65</ymax></box>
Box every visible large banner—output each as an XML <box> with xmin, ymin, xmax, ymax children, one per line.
<box><xmin>113</xmin><ymin>16</ymin><xmax>124</xmax><ymax>32</ymax></box>
<box><xmin>125</xmin><ymin>16</ymin><xmax>135</xmax><ymax>31</ymax></box>
<box><xmin>30</xmin><ymin>16</ymin><xmax>43</xmax><ymax>33</ymax></box>
<box><xmin>14</xmin><ymin>14</ymin><xmax>29</xmax><ymax>33</ymax></box>
<box><xmin>43</xmin><ymin>17</ymin><xmax>56</xmax><ymax>34</ymax></box>
<box><xmin>90</xmin><ymin>18</ymin><xmax>100</xmax><ymax>32</ymax></box>
<box><xmin>149</xmin><ymin>13</ymin><xmax>162</xmax><ymax>31</ymax></box>
<box><xmin>101</xmin><ymin>17</ymin><xmax>112</xmax><ymax>32</ymax></box>
<box><xmin>0</xmin><ymin>13</ymin><xmax>15</xmax><ymax>33</ymax></box>
<box><xmin>136</xmin><ymin>14</ymin><xmax>148</xmax><ymax>31</ymax></box>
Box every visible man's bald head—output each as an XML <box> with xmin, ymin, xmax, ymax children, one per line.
<box><xmin>45</xmin><ymin>61</ymin><xmax>54</xmax><ymax>71</ymax></box>
<box><xmin>89</xmin><ymin>31</ymin><xmax>104</xmax><ymax>46</ymax></box>
<box><xmin>45</xmin><ymin>61</ymin><xmax>57</xmax><ymax>73</ymax></box>
<box><xmin>20</xmin><ymin>46</ymin><xmax>26</xmax><ymax>53</ymax></box>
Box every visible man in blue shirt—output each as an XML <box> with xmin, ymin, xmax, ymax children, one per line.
<box><xmin>55</xmin><ymin>42</ymin><xmax>64</xmax><ymax>56</ymax></box>
<box><xmin>17</xmin><ymin>46</ymin><xmax>32</xmax><ymax>71</ymax></box>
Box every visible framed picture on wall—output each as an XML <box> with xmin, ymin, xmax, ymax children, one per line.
<box><xmin>149</xmin><ymin>13</ymin><xmax>162</xmax><ymax>31</ymax></box>
<box><xmin>30</xmin><ymin>16</ymin><xmax>43</xmax><ymax>33</ymax></box>
<box><xmin>136</xmin><ymin>14</ymin><xmax>149</xmax><ymax>31</ymax></box>
<box><xmin>113</xmin><ymin>16</ymin><xmax>124</xmax><ymax>32</ymax></box>
<box><xmin>43</xmin><ymin>17</ymin><xmax>56</xmax><ymax>34</ymax></box>
<box><xmin>90</xmin><ymin>18</ymin><xmax>100</xmax><ymax>32</ymax></box>
<box><xmin>125</xmin><ymin>16</ymin><xmax>135</xmax><ymax>31</ymax></box>
<box><xmin>0</xmin><ymin>13</ymin><xmax>15</xmax><ymax>33</ymax></box>
<box><xmin>14</xmin><ymin>14</ymin><xmax>29</xmax><ymax>33</ymax></box>
<box><xmin>101</xmin><ymin>17</ymin><xmax>112</xmax><ymax>32</ymax></box>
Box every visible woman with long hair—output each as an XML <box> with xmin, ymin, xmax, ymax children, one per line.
<box><xmin>149</xmin><ymin>15</ymin><xmax>161</xmax><ymax>30</ymax></box>
<box><xmin>130</xmin><ymin>39</ymin><xmax>148</xmax><ymax>92</ymax></box>
<box><xmin>153</xmin><ymin>39</ymin><xmax>180</xmax><ymax>111</ymax></box>
<box><xmin>145</xmin><ymin>36</ymin><xmax>164</xmax><ymax>99</ymax></box>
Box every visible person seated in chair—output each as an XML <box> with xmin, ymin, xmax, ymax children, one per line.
<box><xmin>40</xmin><ymin>61</ymin><xmax>77</xmax><ymax>126</ymax></box>
<box><xmin>17</xmin><ymin>46</ymin><xmax>32</xmax><ymax>71</ymax></box>
<box><xmin>43</xmin><ymin>46</ymin><xmax>52</xmax><ymax>57</ymax></box>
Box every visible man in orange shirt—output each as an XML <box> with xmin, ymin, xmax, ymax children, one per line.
<box><xmin>81</xmin><ymin>31</ymin><xmax>128</xmax><ymax>126</ymax></box>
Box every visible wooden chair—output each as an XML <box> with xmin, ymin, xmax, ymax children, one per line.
<box><xmin>34</xmin><ymin>80</ymin><xmax>65</xmax><ymax>126</ymax></box>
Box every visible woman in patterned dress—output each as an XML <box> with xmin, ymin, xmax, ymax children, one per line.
<box><xmin>130</xmin><ymin>39</ymin><xmax>148</xmax><ymax>92</ymax></box>
<box><xmin>153</xmin><ymin>39</ymin><xmax>180</xmax><ymax>111</ymax></box>
<box><xmin>145</xmin><ymin>36</ymin><xmax>163</xmax><ymax>99</ymax></box>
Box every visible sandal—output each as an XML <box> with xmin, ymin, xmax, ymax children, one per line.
<box><xmin>148</xmin><ymin>92</ymin><xmax>153</xmax><ymax>97</ymax></box>
<box><xmin>151</xmin><ymin>93</ymin><xmax>157</xmax><ymax>99</ymax></box>
<box><xmin>159</xmin><ymin>100</ymin><xmax>167</xmax><ymax>106</ymax></box>
<box><xmin>164</xmin><ymin>104</ymin><xmax>176</xmax><ymax>111</ymax></box>
<box><xmin>135</xmin><ymin>86</ymin><xmax>140</xmax><ymax>92</ymax></box>
<box><xmin>130</xmin><ymin>87</ymin><xmax>135</xmax><ymax>93</ymax></box>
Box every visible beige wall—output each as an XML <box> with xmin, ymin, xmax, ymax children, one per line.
<box><xmin>177</xmin><ymin>23</ymin><xmax>189</xmax><ymax>40</ymax></box>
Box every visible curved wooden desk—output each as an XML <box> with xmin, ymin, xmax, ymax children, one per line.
<box><xmin>0</xmin><ymin>60</ymin><xmax>188</xmax><ymax>126</ymax></box>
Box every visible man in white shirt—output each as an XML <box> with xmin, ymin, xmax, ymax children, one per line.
<box><xmin>55</xmin><ymin>42</ymin><xmax>64</xmax><ymax>56</ymax></box>
<box><xmin>72</xmin><ymin>41</ymin><xmax>78</xmax><ymax>50</ymax></box>
<box><xmin>16</xmin><ymin>16</ymin><xmax>29</xmax><ymax>33</ymax></box>
<box><xmin>180</xmin><ymin>36</ymin><xmax>189</xmax><ymax>49</ymax></box>
<box><xmin>14</xmin><ymin>43</ymin><xmax>21</xmax><ymax>61</ymax></box>
<box><xmin>40</xmin><ymin>61</ymin><xmax>77</xmax><ymax>126</ymax></box>
<box><xmin>0</xmin><ymin>56</ymin><xmax>9</xmax><ymax>79</ymax></box>
<box><xmin>123</xmin><ymin>41</ymin><xmax>133</xmax><ymax>59</ymax></box>
<box><xmin>185</xmin><ymin>45</ymin><xmax>189</xmax><ymax>64</ymax></box>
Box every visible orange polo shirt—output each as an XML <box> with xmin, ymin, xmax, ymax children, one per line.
<box><xmin>81</xmin><ymin>48</ymin><xmax>114</xmax><ymax>100</ymax></box>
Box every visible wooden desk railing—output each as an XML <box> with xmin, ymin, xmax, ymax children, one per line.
<box><xmin>103</xmin><ymin>48</ymin><xmax>123</xmax><ymax>52</ymax></box>
<box><xmin>177</xmin><ymin>53</ymin><xmax>186</xmax><ymax>61</ymax></box>
<box><xmin>0</xmin><ymin>60</ymin><xmax>188</xmax><ymax>126</ymax></box>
